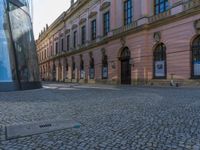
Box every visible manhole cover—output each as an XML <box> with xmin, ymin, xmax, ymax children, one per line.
<box><xmin>5</xmin><ymin>119</ymin><xmax>81</xmax><ymax>140</ymax></box>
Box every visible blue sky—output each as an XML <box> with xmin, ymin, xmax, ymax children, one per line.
<box><xmin>33</xmin><ymin>0</ymin><xmax>70</xmax><ymax>39</ymax></box>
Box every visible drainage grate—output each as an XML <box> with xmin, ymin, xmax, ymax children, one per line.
<box><xmin>5</xmin><ymin>119</ymin><xmax>81</xmax><ymax>140</ymax></box>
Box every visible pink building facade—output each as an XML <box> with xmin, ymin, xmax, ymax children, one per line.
<box><xmin>36</xmin><ymin>0</ymin><xmax>200</xmax><ymax>86</ymax></box>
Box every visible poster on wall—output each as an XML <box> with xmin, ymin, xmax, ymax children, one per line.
<box><xmin>102</xmin><ymin>67</ymin><xmax>108</xmax><ymax>79</ymax></box>
<box><xmin>90</xmin><ymin>68</ymin><xmax>94</xmax><ymax>79</ymax></box>
<box><xmin>80</xmin><ymin>70</ymin><xmax>85</xmax><ymax>79</ymax></box>
<box><xmin>194</xmin><ymin>61</ymin><xmax>200</xmax><ymax>76</ymax></box>
<box><xmin>155</xmin><ymin>61</ymin><xmax>165</xmax><ymax>77</ymax></box>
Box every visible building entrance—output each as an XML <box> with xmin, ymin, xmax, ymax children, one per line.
<box><xmin>120</xmin><ymin>47</ymin><xmax>131</xmax><ymax>84</ymax></box>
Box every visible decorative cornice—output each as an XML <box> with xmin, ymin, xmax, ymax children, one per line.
<box><xmin>65</xmin><ymin>29</ymin><xmax>70</xmax><ymax>34</ymax></box>
<box><xmin>72</xmin><ymin>24</ymin><xmax>78</xmax><ymax>30</ymax></box>
<box><xmin>79</xmin><ymin>18</ymin><xmax>87</xmax><ymax>25</ymax></box>
<box><xmin>100</xmin><ymin>1</ymin><xmax>110</xmax><ymax>11</ymax></box>
<box><xmin>88</xmin><ymin>11</ymin><xmax>97</xmax><ymax>18</ymax></box>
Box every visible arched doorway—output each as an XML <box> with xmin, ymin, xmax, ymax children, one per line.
<box><xmin>153</xmin><ymin>43</ymin><xmax>167</xmax><ymax>79</ymax></box>
<box><xmin>192</xmin><ymin>35</ymin><xmax>200</xmax><ymax>78</ymax></box>
<box><xmin>120</xmin><ymin>47</ymin><xmax>131</xmax><ymax>84</ymax></box>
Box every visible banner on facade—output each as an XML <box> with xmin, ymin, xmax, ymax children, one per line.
<box><xmin>102</xmin><ymin>67</ymin><xmax>108</xmax><ymax>78</ymax></box>
<box><xmin>80</xmin><ymin>70</ymin><xmax>85</xmax><ymax>79</ymax></box>
<box><xmin>155</xmin><ymin>61</ymin><xmax>165</xmax><ymax>77</ymax></box>
<box><xmin>194</xmin><ymin>61</ymin><xmax>200</xmax><ymax>76</ymax></box>
<box><xmin>90</xmin><ymin>68</ymin><xmax>94</xmax><ymax>79</ymax></box>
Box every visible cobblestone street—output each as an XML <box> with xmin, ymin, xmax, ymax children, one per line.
<box><xmin>0</xmin><ymin>83</ymin><xmax>200</xmax><ymax>150</ymax></box>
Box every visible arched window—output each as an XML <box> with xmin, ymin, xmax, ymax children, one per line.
<box><xmin>89</xmin><ymin>57</ymin><xmax>95</xmax><ymax>79</ymax></box>
<box><xmin>80</xmin><ymin>56</ymin><xmax>85</xmax><ymax>79</ymax></box>
<box><xmin>192</xmin><ymin>35</ymin><xmax>200</xmax><ymax>78</ymax></box>
<box><xmin>154</xmin><ymin>0</ymin><xmax>168</xmax><ymax>15</ymax></box>
<box><xmin>153</xmin><ymin>43</ymin><xmax>167</xmax><ymax>79</ymax></box>
<box><xmin>102</xmin><ymin>54</ymin><xmax>108</xmax><ymax>79</ymax></box>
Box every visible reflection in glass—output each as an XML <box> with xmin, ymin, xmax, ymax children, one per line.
<box><xmin>0</xmin><ymin>0</ymin><xmax>13</xmax><ymax>82</ymax></box>
<box><xmin>9</xmin><ymin>2</ymin><xmax>39</xmax><ymax>82</ymax></box>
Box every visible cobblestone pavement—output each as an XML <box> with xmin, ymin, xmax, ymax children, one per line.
<box><xmin>1</xmin><ymin>83</ymin><xmax>200</xmax><ymax>150</ymax></box>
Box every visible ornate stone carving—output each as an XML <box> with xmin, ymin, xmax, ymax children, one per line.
<box><xmin>120</xmin><ymin>37</ymin><xmax>126</xmax><ymax>47</ymax></box>
<box><xmin>72</xmin><ymin>24</ymin><xmax>78</xmax><ymax>30</ymax></box>
<box><xmin>194</xmin><ymin>19</ymin><xmax>200</xmax><ymax>34</ymax></box>
<box><xmin>100</xmin><ymin>2</ymin><xmax>110</xmax><ymax>11</ymax></box>
<box><xmin>101</xmin><ymin>48</ymin><xmax>106</xmax><ymax>54</ymax></box>
<box><xmin>89</xmin><ymin>51</ymin><xmax>93</xmax><ymax>57</ymax></box>
<box><xmin>65</xmin><ymin>29</ymin><xmax>70</xmax><ymax>34</ymax></box>
<box><xmin>153</xmin><ymin>32</ymin><xmax>161</xmax><ymax>43</ymax></box>
<box><xmin>79</xmin><ymin>18</ymin><xmax>87</xmax><ymax>25</ymax></box>
<box><xmin>88</xmin><ymin>11</ymin><xmax>97</xmax><ymax>19</ymax></box>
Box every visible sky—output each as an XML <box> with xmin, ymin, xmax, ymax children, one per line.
<box><xmin>32</xmin><ymin>0</ymin><xmax>70</xmax><ymax>39</ymax></box>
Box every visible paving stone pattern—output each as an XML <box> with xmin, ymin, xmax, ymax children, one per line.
<box><xmin>0</xmin><ymin>83</ymin><xmax>200</xmax><ymax>149</ymax></box>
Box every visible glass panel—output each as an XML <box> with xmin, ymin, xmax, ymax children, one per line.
<box><xmin>0</xmin><ymin>0</ymin><xmax>14</xmax><ymax>82</ymax></box>
<box><xmin>8</xmin><ymin>2</ymin><xmax>40</xmax><ymax>82</ymax></box>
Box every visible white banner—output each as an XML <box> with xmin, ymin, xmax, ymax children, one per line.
<box><xmin>194</xmin><ymin>61</ymin><xmax>200</xmax><ymax>76</ymax></box>
<box><xmin>80</xmin><ymin>70</ymin><xmax>85</xmax><ymax>79</ymax></box>
<box><xmin>102</xmin><ymin>67</ymin><xmax>108</xmax><ymax>78</ymax></box>
<box><xmin>155</xmin><ymin>61</ymin><xmax>165</xmax><ymax>77</ymax></box>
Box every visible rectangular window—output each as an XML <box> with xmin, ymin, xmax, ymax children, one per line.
<box><xmin>73</xmin><ymin>31</ymin><xmax>77</xmax><ymax>48</ymax></box>
<box><xmin>81</xmin><ymin>25</ymin><xmax>86</xmax><ymax>45</ymax></box>
<box><xmin>45</xmin><ymin>49</ymin><xmax>47</xmax><ymax>58</ymax></box>
<box><xmin>154</xmin><ymin>0</ymin><xmax>168</xmax><ymax>15</ymax></box>
<box><xmin>103</xmin><ymin>11</ymin><xmax>110</xmax><ymax>36</ymax></box>
<box><xmin>124</xmin><ymin>0</ymin><xmax>133</xmax><ymax>25</ymax></box>
<box><xmin>67</xmin><ymin>35</ymin><xmax>70</xmax><ymax>51</ymax></box>
<box><xmin>55</xmin><ymin>42</ymin><xmax>58</xmax><ymax>54</ymax></box>
<box><xmin>91</xmin><ymin>19</ymin><xmax>96</xmax><ymax>40</ymax></box>
<box><xmin>51</xmin><ymin>45</ymin><xmax>53</xmax><ymax>56</ymax></box>
<box><xmin>61</xmin><ymin>38</ymin><xmax>64</xmax><ymax>51</ymax></box>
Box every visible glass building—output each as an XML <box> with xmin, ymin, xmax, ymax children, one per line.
<box><xmin>0</xmin><ymin>0</ymin><xmax>41</xmax><ymax>91</ymax></box>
